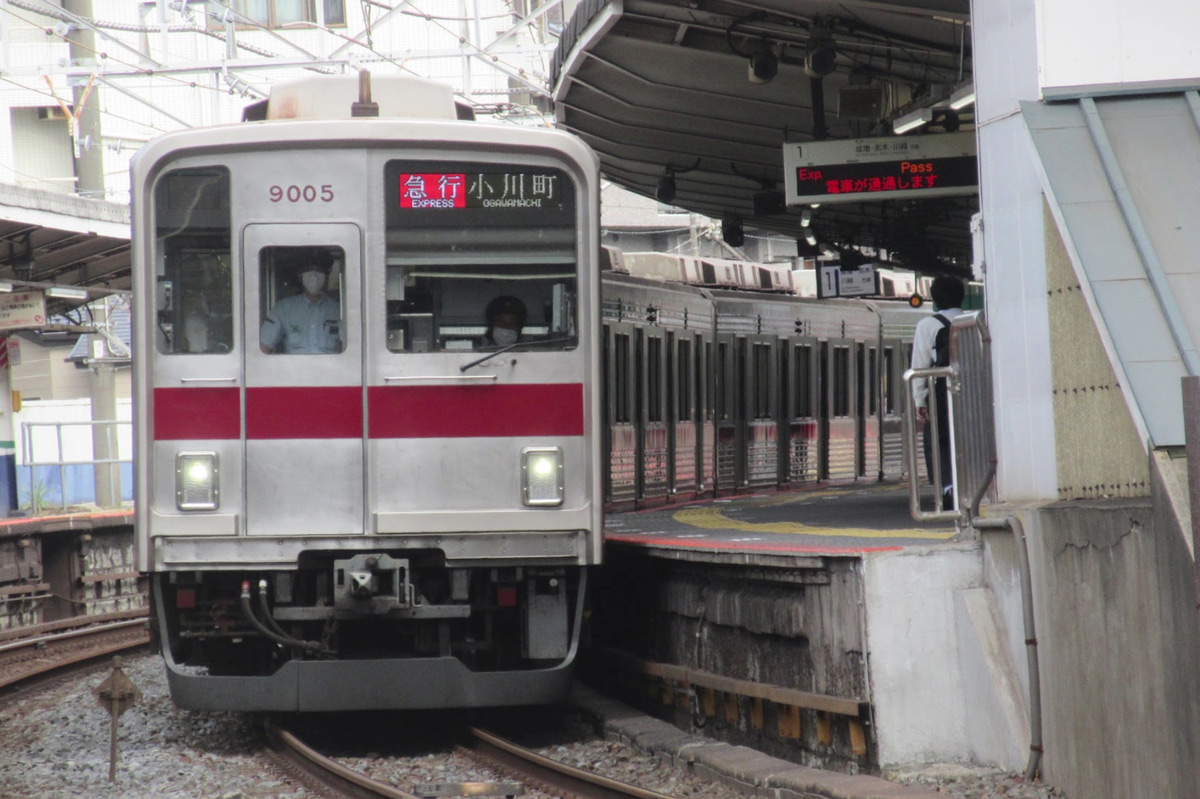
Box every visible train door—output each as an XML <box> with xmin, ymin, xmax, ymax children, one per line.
<box><xmin>784</xmin><ymin>338</ymin><xmax>819</xmax><ymax>484</ymax></box>
<box><xmin>242</xmin><ymin>223</ymin><xmax>364</xmax><ymax>535</ymax></box>
<box><xmin>671</xmin><ymin>333</ymin><xmax>699</xmax><ymax>496</ymax></box>
<box><xmin>714</xmin><ymin>334</ymin><xmax>743</xmax><ymax>492</ymax></box>
<box><xmin>879</xmin><ymin>343</ymin><xmax>906</xmax><ymax>479</ymax></box>
<box><xmin>860</xmin><ymin>343</ymin><xmax>881</xmax><ymax>480</ymax></box>
<box><xmin>601</xmin><ymin>324</ymin><xmax>613</xmax><ymax>503</ymax></box>
<box><xmin>639</xmin><ymin>328</ymin><xmax>669</xmax><ymax>503</ymax></box>
<box><xmin>824</xmin><ymin>338</ymin><xmax>857</xmax><ymax>481</ymax></box>
<box><xmin>698</xmin><ymin>336</ymin><xmax>715</xmax><ymax>495</ymax></box>
<box><xmin>607</xmin><ymin>325</ymin><xmax>637</xmax><ymax>506</ymax></box>
<box><xmin>745</xmin><ymin>337</ymin><xmax>778</xmax><ymax>487</ymax></box>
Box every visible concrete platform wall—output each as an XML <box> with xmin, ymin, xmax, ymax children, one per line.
<box><xmin>865</xmin><ymin>459</ymin><xmax>1200</xmax><ymax>798</ymax></box>
<box><xmin>1009</xmin><ymin>484</ymin><xmax>1200</xmax><ymax>798</ymax></box>
<box><xmin>862</xmin><ymin>543</ymin><xmax>986</xmax><ymax>766</ymax></box>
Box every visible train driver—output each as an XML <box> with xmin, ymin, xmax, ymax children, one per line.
<box><xmin>260</xmin><ymin>249</ymin><xmax>344</xmax><ymax>354</ymax></box>
<box><xmin>482</xmin><ymin>295</ymin><xmax>526</xmax><ymax>348</ymax></box>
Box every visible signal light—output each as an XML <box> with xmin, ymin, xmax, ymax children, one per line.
<box><xmin>909</xmin><ymin>294</ymin><xmax>924</xmax><ymax>308</ymax></box>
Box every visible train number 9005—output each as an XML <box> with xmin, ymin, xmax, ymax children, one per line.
<box><xmin>269</xmin><ymin>184</ymin><xmax>335</xmax><ymax>203</ymax></box>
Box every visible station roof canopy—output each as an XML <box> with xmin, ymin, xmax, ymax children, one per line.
<box><xmin>0</xmin><ymin>183</ymin><xmax>131</xmax><ymax>314</ymax></box>
<box><xmin>551</xmin><ymin>0</ymin><xmax>976</xmax><ymax>273</ymax></box>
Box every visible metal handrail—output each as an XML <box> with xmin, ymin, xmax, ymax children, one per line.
<box><xmin>902</xmin><ymin>312</ymin><xmax>996</xmax><ymax>526</ymax></box>
<box><xmin>902</xmin><ymin>363</ymin><xmax>959</xmax><ymax>523</ymax></box>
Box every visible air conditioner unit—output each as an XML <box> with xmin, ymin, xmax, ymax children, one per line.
<box><xmin>37</xmin><ymin>106</ymin><xmax>70</xmax><ymax>121</ymax></box>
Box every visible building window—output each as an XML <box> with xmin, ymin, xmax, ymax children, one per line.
<box><xmin>212</xmin><ymin>0</ymin><xmax>345</xmax><ymax>29</ymax></box>
<box><xmin>322</xmin><ymin>0</ymin><xmax>344</xmax><ymax>25</ymax></box>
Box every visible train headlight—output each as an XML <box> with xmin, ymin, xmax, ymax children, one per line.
<box><xmin>176</xmin><ymin>451</ymin><xmax>219</xmax><ymax>511</ymax></box>
<box><xmin>522</xmin><ymin>447</ymin><xmax>563</xmax><ymax>507</ymax></box>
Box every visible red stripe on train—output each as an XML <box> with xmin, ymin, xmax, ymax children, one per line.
<box><xmin>246</xmin><ymin>386</ymin><xmax>363</xmax><ymax>439</ymax></box>
<box><xmin>153</xmin><ymin>383</ymin><xmax>584</xmax><ymax>440</ymax></box>
<box><xmin>154</xmin><ymin>387</ymin><xmax>241</xmax><ymax>440</ymax></box>
<box><xmin>367</xmin><ymin>384</ymin><xmax>584</xmax><ymax>438</ymax></box>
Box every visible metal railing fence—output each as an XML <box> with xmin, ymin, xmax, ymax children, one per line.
<box><xmin>19</xmin><ymin>419</ymin><xmax>131</xmax><ymax>513</ymax></box>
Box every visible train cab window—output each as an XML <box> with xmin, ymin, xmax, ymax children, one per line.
<box><xmin>153</xmin><ymin>166</ymin><xmax>233</xmax><ymax>355</ymax></box>
<box><xmin>258</xmin><ymin>246</ymin><xmax>347</xmax><ymax>355</ymax></box>
<box><xmin>382</xmin><ymin>161</ymin><xmax>577</xmax><ymax>354</ymax></box>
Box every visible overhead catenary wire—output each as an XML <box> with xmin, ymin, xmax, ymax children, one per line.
<box><xmin>0</xmin><ymin>0</ymin><xmax>558</xmax><ymax>125</ymax></box>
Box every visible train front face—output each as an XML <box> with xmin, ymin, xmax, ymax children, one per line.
<box><xmin>132</xmin><ymin>120</ymin><xmax>602</xmax><ymax>712</ymax></box>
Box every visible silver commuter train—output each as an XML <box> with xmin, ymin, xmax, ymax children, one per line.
<box><xmin>599</xmin><ymin>251</ymin><xmax>927</xmax><ymax>507</ymax></box>
<box><xmin>132</xmin><ymin>74</ymin><xmax>603</xmax><ymax>711</ymax></box>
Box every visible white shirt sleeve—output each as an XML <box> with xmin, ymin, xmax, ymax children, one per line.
<box><xmin>910</xmin><ymin>315</ymin><xmax>939</xmax><ymax>408</ymax></box>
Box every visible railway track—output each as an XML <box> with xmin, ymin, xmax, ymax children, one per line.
<box><xmin>267</xmin><ymin>719</ymin><xmax>683</xmax><ymax>799</ymax></box>
<box><xmin>0</xmin><ymin>610</ymin><xmax>151</xmax><ymax>696</ymax></box>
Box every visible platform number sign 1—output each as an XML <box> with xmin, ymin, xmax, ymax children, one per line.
<box><xmin>818</xmin><ymin>265</ymin><xmax>840</xmax><ymax>299</ymax></box>
<box><xmin>817</xmin><ymin>263</ymin><xmax>878</xmax><ymax>299</ymax></box>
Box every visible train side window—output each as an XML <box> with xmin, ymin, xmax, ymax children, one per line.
<box><xmin>153</xmin><ymin>166</ymin><xmax>233</xmax><ymax>355</ymax></box>
<box><xmin>258</xmin><ymin>246</ymin><xmax>347</xmax><ymax>355</ymax></box>
<box><xmin>832</xmin><ymin>346</ymin><xmax>851</xmax><ymax>418</ymax></box>
<box><xmin>717</xmin><ymin>342</ymin><xmax>731</xmax><ymax>421</ymax></box>
<box><xmin>677</xmin><ymin>338</ymin><xmax>693</xmax><ymax>422</ymax></box>
<box><xmin>614</xmin><ymin>333</ymin><xmax>631</xmax><ymax>424</ymax></box>
<box><xmin>883</xmin><ymin>347</ymin><xmax>895</xmax><ymax>414</ymax></box>
<box><xmin>792</xmin><ymin>344</ymin><xmax>813</xmax><ymax>418</ymax></box>
<box><xmin>647</xmin><ymin>336</ymin><xmax>663</xmax><ymax>423</ymax></box>
<box><xmin>752</xmin><ymin>343</ymin><xmax>772</xmax><ymax>420</ymax></box>
<box><xmin>868</xmin><ymin>347</ymin><xmax>879</xmax><ymax>416</ymax></box>
<box><xmin>702</xmin><ymin>341</ymin><xmax>713</xmax><ymax>422</ymax></box>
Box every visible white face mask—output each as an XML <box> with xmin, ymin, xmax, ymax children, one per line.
<box><xmin>491</xmin><ymin>327</ymin><xmax>518</xmax><ymax>347</ymax></box>
<box><xmin>301</xmin><ymin>271</ymin><xmax>326</xmax><ymax>294</ymax></box>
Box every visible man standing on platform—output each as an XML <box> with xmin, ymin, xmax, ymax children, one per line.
<box><xmin>911</xmin><ymin>276</ymin><xmax>966</xmax><ymax>509</ymax></box>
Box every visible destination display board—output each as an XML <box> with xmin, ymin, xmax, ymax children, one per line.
<box><xmin>784</xmin><ymin>131</ymin><xmax>977</xmax><ymax>205</ymax></box>
<box><xmin>395</xmin><ymin>170</ymin><xmax>565</xmax><ymax>209</ymax></box>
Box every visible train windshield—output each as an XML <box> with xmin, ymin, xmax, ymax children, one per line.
<box><xmin>152</xmin><ymin>166</ymin><xmax>233</xmax><ymax>354</ymax></box>
<box><xmin>382</xmin><ymin>161</ymin><xmax>577</xmax><ymax>353</ymax></box>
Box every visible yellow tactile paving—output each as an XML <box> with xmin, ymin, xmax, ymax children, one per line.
<box><xmin>671</xmin><ymin>505</ymin><xmax>956</xmax><ymax>540</ymax></box>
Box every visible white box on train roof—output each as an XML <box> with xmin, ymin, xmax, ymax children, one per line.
<box><xmin>621</xmin><ymin>252</ymin><xmax>687</xmax><ymax>282</ymax></box>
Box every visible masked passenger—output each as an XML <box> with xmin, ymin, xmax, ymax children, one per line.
<box><xmin>483</xmin><ymin>295</ymin><xmax>526</xmax><ymax>348</ymax></box>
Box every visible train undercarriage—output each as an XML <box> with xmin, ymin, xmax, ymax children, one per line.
<box><xmin>152</xmin><ymin>551</ymin><xmax>587</xmax><ymax>711</ymax></box>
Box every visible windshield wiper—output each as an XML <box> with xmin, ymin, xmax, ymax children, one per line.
<box><xmin>459</xmin><ymin>336</ymin><xmax>577</xmax><ymax>373</ymax></box>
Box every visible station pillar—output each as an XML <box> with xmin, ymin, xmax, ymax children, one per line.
<box><xmin>0</xmin><ymin>337</ymin><xmax>18</xmax><ymax>516</ymax></box>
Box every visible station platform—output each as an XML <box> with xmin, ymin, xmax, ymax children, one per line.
<box><xmin>591</xmin><ymin>481</ymin><xmax>992</xmax><ymax>773</ymax></box>
<box><xmin>604</xmin><ymin>481</ymin><xmax>957</xmax><ymax>555</ymax></box>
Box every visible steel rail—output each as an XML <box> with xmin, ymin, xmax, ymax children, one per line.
<box><xmin>467</xmin><ymin>726</ymin><xmax>679</xmax><ymax>799</ymax></box>
<box><xmin>265</xmin><ymin>720</ymin><xmax>421</xmax><ymax>799</ymax></box>
<box><xmin>0</xmin><ymin>616</ymin><xmax>148</xmax><ymax>655</ymax></box>
<box><xmin>0</xmin><ymin>624</ymin><xmax>149</xmax><ymax>694</ymax></box>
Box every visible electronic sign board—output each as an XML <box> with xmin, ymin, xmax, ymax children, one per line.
<box><xmin>784</xmin><ymin>131</ymin><xmax>977</xmax><ymax>205</ymax></box>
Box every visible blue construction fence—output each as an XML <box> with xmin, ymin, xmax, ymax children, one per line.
<box><xmin>11</xmin><ymin>400</ymin><xmax>135</xmax><ymax>515</ymax></box>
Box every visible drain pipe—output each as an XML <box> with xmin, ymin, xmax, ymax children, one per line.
<box><xmin>971</xmin><ymin>514</ymin><xmax>1043</xmax><ymax>781</ymax></box>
